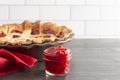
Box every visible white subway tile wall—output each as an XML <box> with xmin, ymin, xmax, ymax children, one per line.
<box><xmin>115</xmin><ymin>21</ymin><xmax>120</xmax><ymax>35</ymax></box>
<box><xmin>56</xmin><ymin>0</ymin><xmax>85</xmax><ymax>5</ymax></box>
<box><xmin>0</xmin><ymin>0</ymin><xmax>119</xmax><ymax>38</ymax></box>
<box><xmin>0</xmin><ymin>0</ymin><xmax>24</xmax><ymax>5</ymax></box>
<box><xmin>101</xmin><ymin>6</ymin><xmax>116</xmax><ymax>20</ymax></box>
<box><xmin>39</xmin><ymin>6</ymin><xmax>70</xmax><ymax>20</ymax></box>
<box><xmin>26</xmin><ymin>0</ymin><xmax>55</xmax><ymax>5</ymax></box>
<box><xmin>101</xmin><ymin>0</ymin><xmax>115</xmax><ymax>5</ymax></box>
<box><xmin>86</xmin><ymin>0</ymin><xmax>101</xmax><ymax>5</ymax></box>
<box><xmin>10</xmin><ymin>6</ymin><xmax>39</xmax><ymax>20</ymax></box>
<box><xmin>116</xmin><ymin>0</ymin><xmax>120</xmax><ymax>5</ymax></box>
<box><xmin>71</xmin><ymin>6</ymin><xmax>100</xmax><ymax>20</ymax></box>
<box><xmin>0</xmin><ymin>6</ymin><xmax>8</xmax><ymax>20</ymax></box>
<box><xmin>54</xmin><ymin>21</ymin><xmax>84</xmax><ymax>36</ymax></box>
<box><xmin>85</xmin><ymin>21</ymin><xmax>115</xmax><ymax>36</ymax></box>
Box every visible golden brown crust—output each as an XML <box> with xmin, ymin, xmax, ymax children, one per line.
<box><xmin>7</xmin><ymin>24</ymin><xmax>23</xmax><ymax>33</ymax></box>
<box><xmin>41</xmin><ymin>22</ymin><xmax>58</xmax><ymax>35</ymax></box>
<box><xmin>22</xmin><ymin>20</ymin><xmax>32</xmax><ymax>30</ymax></box>
<box><xmin>0</xmin><ymin>20</ymin><xmax>73</xmax><ymax>45</ymax></box>
<box><xmin>31</xmin><ymin>21</ymin><xmax>42</xmax><ymax>37</ymax></box>
<box><xmin>0</xmin><ymin>25</ymin><xmax>9</xmax><ymax>34</ymax></box>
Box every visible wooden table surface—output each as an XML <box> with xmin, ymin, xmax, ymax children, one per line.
<box><xmin>1</xmin><ymin>39</ymin><xmax>120</xmax><ymax>80</ymax></box>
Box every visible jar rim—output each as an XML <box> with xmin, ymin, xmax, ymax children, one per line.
<box><xmin>44</xmin><ymin>47</ymin><xmax>72</xmax><ymax>59</ymax></box>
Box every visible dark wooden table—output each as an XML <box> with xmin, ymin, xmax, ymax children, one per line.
<box><xmin>1</xmin><ymin>39</ymin><xmax>120</xmax><ymax>80</ymax></box>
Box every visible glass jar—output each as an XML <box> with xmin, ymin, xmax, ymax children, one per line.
<box><xmin>44</xmin><ymin>45</ymin><xmax>72</xmax><ymax>76</ymax></box>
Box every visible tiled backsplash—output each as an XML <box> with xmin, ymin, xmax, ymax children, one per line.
<box><xmin>0</xmin><ymin>0</ymin><xmax>120</xmax><ymax>38</ymax></box>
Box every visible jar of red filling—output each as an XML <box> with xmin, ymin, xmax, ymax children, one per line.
<box><xmin>44</xmin><ymin>45</ymin><xmax>72</xmax><ymax>76</ymax></box>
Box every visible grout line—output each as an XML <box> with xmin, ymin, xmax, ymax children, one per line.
<box><xmin>69</xmin><ymin>6</ymin><xmax>71</xmax><ymax>20</ymax></box>
<box><xmin>75</xmin><ymin>35</ymin><xmax>120</xmax><ymax>39</ymax></box>
<box><xmin>84</xmin><ymin>0</ymin><xmax>87</xmax><ymax>6</ymax></box>
<box><xmin>0</xmin><ymin>4</ymin><xmax>116</xmax><ymax>6</ymax></box>
<box><xmin>8</xmin><ymin>6</ymin><xmax>10</xmax><ymax>20</ymax></box>
<box><xmin>60</xmin><ymin>19</ymin><xmax>117</xmax><ymax>21</ymax></box>
<box><xmin>39</xmin><ymin>6</ymin><xmax>41</xmax><ymax>19</ymax></box>
<box><xmin>112</xmin><ymin>21</ymin><xmax>116</xmax><ymax>36</ymax></box>
<box><xmin>114</xmin><ymin>0</ymin><xmax>117</xmax><ymax>6</ymax></box>
<box><xmin>84</xmin><ymin>20</ymin><xmax>86</xmax><ymax>36</ymax></box>
<box><xmin>2</xmin><ymin>19</ymin><xmax>117</xmax><ymax>22</ymax></box>
<box><xmin>0</xmin><ymin>4</ymin><xmax>113</xmax><ymax>6</ymax></box>
<box><xmin>24</xmin><ymin>0</ymin><xmax>27</xmax><ymax>5</ymax></box>
<box><xmin>4</xmin><ymin>19</ymin><xmax>116</xmax><ymax>22</ymax></box>
<box><xmin>99</xmin><ymin>3</ymin><xmax>102</xmax><ymax>21</ymax></box>
<box><xmin>54</xmin><ymin>0</ymin><xmax>56</xmax><ymax>5</ymax></box>
<box><xmin>8</xmin><ymin>5</ymin><xmax>39</xmax><ymax>7</ymax></box>
<box><xmin>114</xmin><ymin>20</ymin><xmax>117</xmax><ymax>35</ymax></box>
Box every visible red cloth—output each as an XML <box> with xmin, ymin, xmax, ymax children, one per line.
<box><xmin>0</xmin><ymin>49</ymin><xmax>38</xmax><ymax>76</ymax></box>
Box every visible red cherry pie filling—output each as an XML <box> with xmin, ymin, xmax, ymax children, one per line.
<box><xmin>44</xmin><ymin>45</ymin><xmax>72</xmax><ymax>76</ymax></box>
<box><xmin>0</xmin><ymin>32</ymin><xmax>6</xmax><ymax>37</ymax></box>
<box><xmin>31</xmin><ymin>29</ymin><xmax>39</xmax><ymax>35</ymax></box>
<box><xmin>11</xmin><ymin>30</ymin><xmax>22</xmax><ymax>34</ymax></box>
<box><xmin>43</xmin><ymin>29</ymin><xmax>55</xmax><ymax>34</ymax></box>
<box><xmin>57</xmin><ymin>32</ymin><xmax>64</xmax><ymax>38</ymax></box>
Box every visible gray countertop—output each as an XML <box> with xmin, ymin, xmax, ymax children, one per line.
<box><xmin>1</xmin><ymin>39</ymin><xmax>120</xmax><ymax>80</ymax></box>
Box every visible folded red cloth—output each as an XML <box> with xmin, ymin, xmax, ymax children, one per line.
<box><xmin>0</xmin><ymin>49</ymin><xmax>38</xmax><ymax>76</ymax></box>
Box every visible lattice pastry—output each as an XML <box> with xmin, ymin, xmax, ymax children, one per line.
<box><xmin>0</xmin><ymin>20</ymin><xmax>73</xmax><ymax>45</ymax></box>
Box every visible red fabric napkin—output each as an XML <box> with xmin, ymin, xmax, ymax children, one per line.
<box><xmin>0</xmin><ymin>49</ymin><xmax>38</xmax><ymax>76</ymax></box>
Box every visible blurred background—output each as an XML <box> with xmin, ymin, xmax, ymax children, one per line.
<box><xmin>0</xmin><ymin>0</ymin><xmax>119</xmax><ymax>38</ymax></box>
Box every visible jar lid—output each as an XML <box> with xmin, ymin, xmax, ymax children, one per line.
<box><xmin>44</xmin><ymin>45</ymin><xmax>72</xmax><ymax>60</ymax></box>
